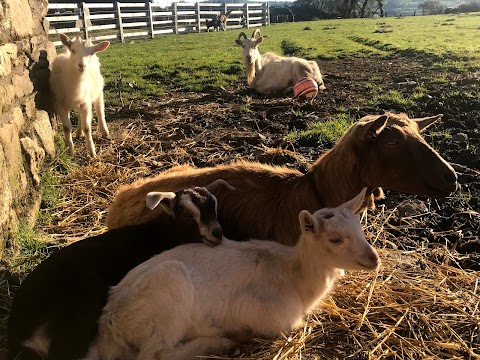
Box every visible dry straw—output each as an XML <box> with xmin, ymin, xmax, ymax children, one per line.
<box><xmin>1</xmin><ymin>95</ymin><xmax>479</xmax><ymax>359</ymax></box>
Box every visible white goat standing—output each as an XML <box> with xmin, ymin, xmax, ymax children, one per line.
<box><xmin>91</xmin><ymin>188</ymin><xmax>380</xmax><ymax>360</ymax></box>
<box><xmin>235</xmin><ymin>29</ymin><xmax>326</xmax><ymax>95</ymax></box>
<box><xmin>49</xmin><ymin>34</ymin><xmax>110</xmax><ymax>157</ymax></box>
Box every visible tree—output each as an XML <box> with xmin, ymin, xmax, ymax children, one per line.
<box><xmin>377</xmin><ymin>0</ymin><xmax>385</xmax><ymax>16</ymax></box>
<box><xmin>418</xmin><ymin>0</ymin><xmax>445</xmax><ymax>15</ymax></box>
<box><xmin>292</xmin><ymin>0</ymin><xmax>384</xmax><ymax>19</ymax></box>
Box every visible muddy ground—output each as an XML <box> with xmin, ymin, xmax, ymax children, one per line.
<box><xmin>1</xmin><ymin>54</ymin><xmax>479</xmax><ymax>358</ymax></box>
<box><xmin>99</xmin><ymin>54</ymin><xmax>480</xmax><ymax>263</ymax></box>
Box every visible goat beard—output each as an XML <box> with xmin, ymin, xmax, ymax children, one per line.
<box><xmin>245</xmin><ymin>62</ymin><xmax>256</xmax><ymax>85</ymax></box>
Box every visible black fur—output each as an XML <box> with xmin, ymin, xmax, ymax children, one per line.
<box><xmin>8</xmin><ymin>189</ymin><xmax>221</xmax><ymax>360</ymax></box>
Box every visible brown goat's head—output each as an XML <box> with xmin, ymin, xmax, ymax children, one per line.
<box><xmin>348</xmin><ymin>113</ymin><xmax>457</xmax><ymax>198</ymax></box>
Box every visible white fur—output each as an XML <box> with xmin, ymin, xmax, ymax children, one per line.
<box><xmin>90</xmin><ymin>189</ymin><xmax>380</xmax><ymax>360</ymax></box>
<box><xmin>49</xmin><ymin>34</ymin><xmax>110</xmax><ymax>157</ymax></box>
<box><xmin>235</xmin><ymin>29</ymin><xmax>326</xmax><ymax>95</ymax></box>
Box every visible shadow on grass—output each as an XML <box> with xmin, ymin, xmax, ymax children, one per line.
<box><xmin>349</xmin><ymin>36</ymin><xmax>479</xmax><ymax>72</ymax></box>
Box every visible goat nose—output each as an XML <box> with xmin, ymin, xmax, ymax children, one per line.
<box><xmin>369</xmin><ymin>253</ymin><xmax>379</xmax><ymax>265</ymax></box>
<box><xmin>212</xmin><ymin>226</ymin><xmax>222</xmax><ymax>239</ymax></box>
<box><xmin>444</xmin><ymin>170</ymin><xmax>458</xmax><ymax>184</ymax></box>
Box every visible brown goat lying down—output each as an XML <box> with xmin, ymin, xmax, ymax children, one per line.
<box><xmin>107</xmin><ymin>112</ymin><xmax>458</xmax><ymax>245</ymax></box>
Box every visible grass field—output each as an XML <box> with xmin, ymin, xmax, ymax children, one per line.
<box><xmin>3</xmin><ymin>12</ymin><xmax>480</xmax><ymax>360</ymax></box>
<box><xmin>100</xmin><ymin>12</ymin><xmax>480</xmax><ymax>106</ymax></box>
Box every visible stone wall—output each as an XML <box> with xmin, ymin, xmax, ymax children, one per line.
<box><xmin>0</xmin><ymin>0</ymin><xmax>57</xmax><ymax>259</ymax></box>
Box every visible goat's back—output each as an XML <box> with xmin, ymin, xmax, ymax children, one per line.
<box><xmin>106</xmin><ymin>162</ymin><xmax>313</xmax><ymax>244</ymax></box>
<box><xmin>253</xmin><ymin>53</ymin><xmax>324</xmax><ymax>93</ymax></box>
<box><xmin>106</xmin><ymin>239</ymin><xmax>301</xmax><ymax>338</ymax></box>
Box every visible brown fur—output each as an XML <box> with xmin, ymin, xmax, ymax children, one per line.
<box><xmin>107</xmin><ymin>112</ymin><xmax>457</xmax><ymax>245</ymax></box>
<box><xmin>218</xmin><ymin>10</ymin><xmax>232</xmax><ymax>30</ymax></box>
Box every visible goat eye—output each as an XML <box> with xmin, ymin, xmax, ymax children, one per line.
<box><xmin>329</xmin><ymin>238</ymin><xmax>342</xmax><ymax>244</ymax></box>
<box><xmin>71</xmin><ymin>50</ymin><xmax>76</xmax><ymax>54</ymax></box>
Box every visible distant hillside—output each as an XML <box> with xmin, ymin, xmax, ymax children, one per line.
<box><xmin>384</xmin><ymin>0</ymin><xmax>466</xmax><ymax>15</ymax></box>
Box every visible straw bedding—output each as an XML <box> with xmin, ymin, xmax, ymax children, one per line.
<box><xmin>1</xmin><ymin>86</ymin><xmax>479</xmax><ymax>359</ymax></box>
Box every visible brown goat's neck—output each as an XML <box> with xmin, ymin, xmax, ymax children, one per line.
<box><xmin>309</xmin><ymin>142</ymin><xmax>364</xmax><ymax>208</ymax></box>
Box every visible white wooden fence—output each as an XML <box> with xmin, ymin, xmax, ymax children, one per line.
<box><xmin>46</xmin><ymin>2</ymin><xmax>270</xmax><ymax>46</ymax></box>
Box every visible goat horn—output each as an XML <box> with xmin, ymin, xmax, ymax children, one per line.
<box><xmin>251</xmin><ymin>29</ymin><xmax>261</xmax><ymax>39</ymax></box>
<box><xmin>238</xmin><ymin>32</ymin><xmax>247</xmax><ymax>40</ymax></box>
<box><xmin>205</xmin><ymin>179</ymin><xmax>235</xmax><ymax>195</ymax></box>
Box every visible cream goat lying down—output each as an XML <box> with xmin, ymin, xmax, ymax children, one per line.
<box><xmin>89</xmin><ymin>188</ymin><xmax>380</xmax><ymax>360</ymax></box>
<box><xmin>235</xmin><ymin>29</ymin><xmax>326</xmax><ymax>95</ymax></box>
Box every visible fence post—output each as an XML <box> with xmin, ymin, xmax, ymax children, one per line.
<box><xmin>115</xmin><ymin>1</ymin><xmax>124</xmax><ymax>43</ymax></box>
<box><xmin>223</xmin><ymin>2</ymin><xmax>228</xmax><ymax>31</ymax></box>
<box><xmin>245</xmin><ymin>3</ymin><xmax>249</xmax><ymax>29</ymax></box>
<box><xmin>148</xmin><ymin>1</ymin><xmax>154</xmax><ymax>38</ymax></box>
<box><xmin>196</xmin><ymin>2</ymin><xmax>201</xmax><ymax>33</ymax></box>
<box><xmin>173</xmin><ymin>2</ymin><xmax>178</xmax><ymax>34</ymax></box>
<box><xmin>82</xmin><ymin>2</ymin><xmax>90</xmax><ymax>38</ymax></box>
<box><xmin>265</xmin><ymin>2</ymin><xmax>270</xmax><ymax>26</ymax></box>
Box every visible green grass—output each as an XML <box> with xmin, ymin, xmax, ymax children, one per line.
<box><xmin>9</xmin><ymin>223</ymin><xmax>52</xmax><ymax>274</ymax></box>
<box><xmin>285</xmin><ymin>114</ymin><xmax>356</xmax><ymax>146</ymax></box>
<box><xmin>37</xmin><ymin>134</ymin><xmax>75</xmax><ymax>225</ymax></box>
<box><xmin>371</xmin><ymin>89</ymin><xmax>416</xmax><ymax>108</ymax></box>
<box><xmin>7</xmin><ymin>134</ymin><xmax>75</xmax><ymax>274</ymax></box>
<box><xmin>429</xmin><ymin>130</ymin><xmax>452</xmax><ymax>140</ymax></box>
<box><xmin>431</xmin><ymin>74</ymin><xmax>449</xmax><ymax>84</ymax></box>
<box><xmin>97</xmin><ymin>12</ymin><xmax>480</xmax><ymax>107</ymax></box>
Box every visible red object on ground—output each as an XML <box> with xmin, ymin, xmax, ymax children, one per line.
<box><xmin>294</xmin><ymin>77</ymin><xmax>319</xmax><ymax>98</ymax></box>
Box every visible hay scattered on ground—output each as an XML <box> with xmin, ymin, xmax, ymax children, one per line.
<box><xmin>231</xmin><ymin>247</ymin><xmax>479</xmax><ymax>360</ymax></box>
<box><xmin>1</xmin><ymin>90</ymin><xmax>479</xmax><ymax>359</ymax></box>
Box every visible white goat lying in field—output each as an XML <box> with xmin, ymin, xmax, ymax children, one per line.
<box><xmin>235</xmin><ymin>29</ymin><xmax>326</xmax><ymax>95</ymax></box>
<box><xmin>89</xmin><ymin>188</ymin><xmax>380</xmax><ymax>360</ymax></box>
<box><xmin>49</xmin><ymin>33</ymin><xmax>110</xmax><ymax>157</ymax></box>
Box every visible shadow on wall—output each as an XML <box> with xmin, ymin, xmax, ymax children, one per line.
<box><xmin>29</xmin><ymin>49</ymin><xmax>54</xmax><ymax>117</ymax></box>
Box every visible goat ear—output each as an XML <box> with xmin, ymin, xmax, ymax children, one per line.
<box><xmin>146</xmin><ymin>191</ymin><xmax>176</xmax><ymax>210</ymax></box>
<box><xmin>206</xmin><ymin>179</ymin><xmax>235</xmax><ymax>194</ymax></box>
<box><xmin>364</xmin><ymin>115</ymin><xmax>388</xmax><ymax>141</ymax></box>
<box><xmin>94</xmin><ymin>41</ymin><xmax>110</xmax><ymax>53</ymax></box>
<box><xmin>299</xmin><ymin>210</ymin><xmax>322</xmax><ymax>235</ymax></box>
<box><xmin>372</xmin><ymin>187</ymin><xmax>384</xmax><ymax>200</ymax></box>
<box><xmin>413</xmin><ymin>114</ymin><xmax>442</xmax><ymax>132</ymax></box>
<box><xmin>256</xmin><ymin>36</ymin><xmax>264</xmax><ymax>45</ymax></box>
<box><xmin>235</xmin><ymin>39</ymin><xmax>243</xmax><ymax>46</ymax></box>
<box><xmin>59</xmin><ymin>33</ymin><xmax>72</xmax><ymax>48</ymax></box>
<box><xmin>339</xmin><ymin>188</ymin><xmax>368</xmax><ymax>214</ymax></box>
